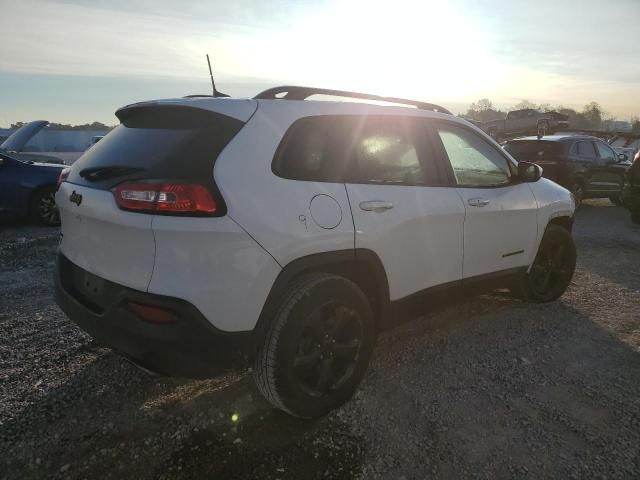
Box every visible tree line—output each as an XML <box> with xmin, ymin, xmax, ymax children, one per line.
<box><xmin>9</xmin><ymin>121</ymin><xmax>113</xmax><ymax>130</ymax></box>
<box><xmin>462</xmin><ymin>99</ymin><xmax>640</xmax><ymax>133</ymax></box>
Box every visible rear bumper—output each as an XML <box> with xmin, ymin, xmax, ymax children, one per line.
<box><xmin>54</xmin><ymin>253</ymin><xmax>254</xmax><ymax>378</ymax></box>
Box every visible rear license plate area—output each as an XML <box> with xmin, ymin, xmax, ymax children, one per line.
<box><xmin>72</xmin><ymin>269</ymin><xmax>107</xmax><ymax>310</ymax></box>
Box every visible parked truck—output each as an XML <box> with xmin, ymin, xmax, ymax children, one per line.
<box><xmin>482</xmin><ymin>109</ymin><xmax>569</xmax><ymax>140</ymax></box>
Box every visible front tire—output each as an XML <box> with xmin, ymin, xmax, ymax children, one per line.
<box><xmin>253</xmin><ymin>273</ymin><xmax>375</xmax><ymax>418</ymax></box>
<box><xmin>30</xmin><ymin>187</ymin><xmax>60</xmax><ymax>226</ymax></box>
<box><xmin>571</xmin><ymin>182</ymin><xmax>584</xmax><ymax>208</ymax></box>
<box><xmin>518</xmin><ymin>225</ymin><xmax>576</xmax><ymax>303</ymax></box>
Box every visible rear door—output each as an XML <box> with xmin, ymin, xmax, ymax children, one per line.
<box><xmin>344</xmin><ymin>115</ymin><xmax>466</xmax><ymax>300</ymax></box>
<box><xmin>57</xmin><ymin>102</ymin><xmax>254</xmax><ymax>291</ymax></box>
<box><xmin>433</xmin><ymin>121</ymin><xmax>539</xmax><ymax>279</ymax></box>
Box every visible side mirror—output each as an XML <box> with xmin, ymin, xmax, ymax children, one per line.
<box><xmin>518</xmin><ymin>161</ymin><xmax>542</xmax><ymax>182</ymax></box>
<box><xmin>618</xmin><ymin>153</ymin><xmax>628</xmax><ymax>162</ymax></box>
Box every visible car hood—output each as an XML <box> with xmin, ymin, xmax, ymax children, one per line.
<box><xmin>0</xmin><ymin>120</ymin><xmax>49</xmax><ymax>152</ymax></box>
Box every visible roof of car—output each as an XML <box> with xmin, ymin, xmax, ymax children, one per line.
<box><xmin>507</xmin><ymin>134</ymin><xmax>602</xmax><ymax>143</ymax></box>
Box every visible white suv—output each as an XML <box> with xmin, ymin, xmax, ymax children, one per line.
<box><xmin>55</xmin><ymin>86</ymin><xmax>576</xmax><ymax>418</ymax></box>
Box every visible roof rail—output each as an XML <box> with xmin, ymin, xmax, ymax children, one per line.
<box><xmin>254</xmin><ymin>86</ymin><xmax>452</xmax><ymax>115</ymax></box>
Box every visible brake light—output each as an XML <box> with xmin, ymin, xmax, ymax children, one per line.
<box><xmin>112</xmin><ymin>181</ymin><xmax>217</xmax><ymax>215</ymax></box>
<box><xmin>57</xmin><ymin>168</ymin><xmax>70</xmax><ymax>191</ymax></box>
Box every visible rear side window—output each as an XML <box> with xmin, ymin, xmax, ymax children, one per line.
<box><xmin>594</xmin><ymin>142</ymin><xmax>616</xmax><ymax>162</ymax></box>
<box><xmin>67</xmin><ymin>106</ymin><xmax>244</xmax><ymax>190</ymax></box>
<box><xmin>504</xmin><ymin>141</ymin><xmax>563</xmax><ymax>161</ymax></box>
<box><xmin>273</xmin><ymin>115</ymin><xmax>440</xmax><ymax>185</ymax></box>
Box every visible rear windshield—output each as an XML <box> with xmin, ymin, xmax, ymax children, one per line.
<box><xmin>66</xmin><ymin>106</ymin><xmax>244</xmax><ymax>190</ymax></box>
<box><xmin>503</xmin><ymin>141</ymin><xmax>564</xmax><ymax>161</ymax></box>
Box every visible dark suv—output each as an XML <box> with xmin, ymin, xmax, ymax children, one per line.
<box><xmin>504</xmin><ymin>135</ymin><xmax>629</xmax><ymax>206</ymax></box>
<box><xmin>622</xmin><ymin>150</ymin><xmax>640</xmax><ymax>223</ymax></box>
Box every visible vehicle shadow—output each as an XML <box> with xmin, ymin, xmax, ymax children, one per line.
<box><xmin>0</xmin><ymin>346</ymin><xmax>363</xmax><ymax>480</ymax></box>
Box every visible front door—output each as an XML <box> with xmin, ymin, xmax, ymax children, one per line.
<box><xmin>344</xmin><ymin>115</ymin><xmax>466</xmax><ymax>301</ymax></box>
<box><xmin>592</xmin><ymin>141</ymin><xmax>625</xmax><ymax>194</ymax></box>
<box><xmin>433</xmin><ymin>122</ymin><xmax>539</xmax><ymax>279</ymax></box>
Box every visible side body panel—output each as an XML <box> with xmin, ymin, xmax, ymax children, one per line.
<box><xmin>147</xmin><ymin>215</ymin><xmax>282</xmax><ymax>332</ymax></box>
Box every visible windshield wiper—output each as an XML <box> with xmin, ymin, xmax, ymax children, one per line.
<box><xmin>79</xmin><ymin>166</ymin><xmax>145</xmax><ymax>181</ymax></box>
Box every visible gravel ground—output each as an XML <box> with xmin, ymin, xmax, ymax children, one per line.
<box><xmin>1</xmin><ymin>200</ymin><xmax>639</xmax><ymax>479</ymax></box>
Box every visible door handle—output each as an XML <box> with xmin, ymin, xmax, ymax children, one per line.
<box><xmin>467</xmin><ymin>198</ymin><xmax>490</xmax><ymax>207</ymax></box>
<box><xmin>359</xmin><ymin>201</ymin><xmax>394</xmax><ymax>212</ymax></box>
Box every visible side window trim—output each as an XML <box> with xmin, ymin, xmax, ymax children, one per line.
<box><xmin>427</xmin><ymin>120</ymin><xmax>517</xmax><ymax>188</ymax></box>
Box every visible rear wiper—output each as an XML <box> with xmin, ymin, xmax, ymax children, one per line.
<box><xmin>79</xmin><ymin>166</ymin><xmax>145</xmax><ymax>181</ymax></box>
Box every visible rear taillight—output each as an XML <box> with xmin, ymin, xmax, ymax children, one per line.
<box><xmin>57</xmin><ymin>168</ymin><xmax>70</xmax><ymax>191</ymax></box>
<box><xmin>112</xmin><ymin>181</ymin><xmax>217</xmax><ymax>215</ymax></box>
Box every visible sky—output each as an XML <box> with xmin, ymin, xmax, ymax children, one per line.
<box><xmin>1</xmin><ymin>0</ymin><xmax>639</xmax><ymax>126</ymax></box>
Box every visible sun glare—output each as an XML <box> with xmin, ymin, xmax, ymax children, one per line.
<box><xmin>238</xmin><ymin>0</ymin><xmax>504</xmax><ymax>103</ymax></box>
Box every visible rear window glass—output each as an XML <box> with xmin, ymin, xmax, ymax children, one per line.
<box><xmin>67</xmin><ymin>106</ymin><xmax>243</xmax><ymax>190</ymax></box>
<box><xmin>504</xmin><ymin>141</ymin><xmax>563</xmax><ymax>161</ymax></box>
<box><xmin>273</xmin><ymin>115</ymin><xmax>441</xmax><ymax>185</ymax></box>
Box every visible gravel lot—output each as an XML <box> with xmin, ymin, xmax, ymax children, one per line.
<box><xmin>1</xmin><ymin>200</ymin><xmax>639</xmax><ymax>479</ymax></box>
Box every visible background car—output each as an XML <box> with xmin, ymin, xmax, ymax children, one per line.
<box><xmin>0</xmin><ymin>152</ymin><xmax>65</xmax><ymax>226</ymax></box>
<box><xmin>504</xmin><ymin>134</ymin><xmax>629</xmax><ymax>206</ymax></box>
<box><xmin>483</xmin><ymin>109</ymin><xmax>569</xmax><ymax>139</ymax></box>
<box><xmin>622</xmin><ymin>150</ymin><xmax>640</xmax><ymax>223</ymax></box>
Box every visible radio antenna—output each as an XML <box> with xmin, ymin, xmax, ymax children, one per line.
<box><xmin>206</xmin><ymin>54</ymin><xmax>229</xmax><ymax>98</ymax></box>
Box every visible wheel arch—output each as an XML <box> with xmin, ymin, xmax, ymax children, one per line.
<box><xmin>252</xmin><ymin>248</ymin><xmax>391</xmax><ymax>355</ymax></box>
<box><xmin>548</xmin><ymin>215</ymin><xmax>574</xmax><ymax>233</ymax></box>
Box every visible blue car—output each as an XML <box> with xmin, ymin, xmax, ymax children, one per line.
<box><xmin>0</xmin><ymin>152</ymin><xmax>65</xmax><ymax>226</ymax></box>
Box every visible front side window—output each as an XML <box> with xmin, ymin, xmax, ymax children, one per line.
<box><xmin>594</xmin><ymin>141</ymin><xmax>616</xmax><ymax>163</ymax></box>
<box><xmin>575</xmin><ymin>141</ymin><xmax>596</xmax><ymax>158</ymax></box>
<box><xmin>437</xmin><ymin>123</ymin><xmax>511</xmax><ymax>187</ymax></box>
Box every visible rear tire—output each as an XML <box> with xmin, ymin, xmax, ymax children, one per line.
<box><xmin>30</xmin><ymin>187</ymin><xmax>60</xmax><ymax>226</ymax></box>
<box><xmin>253</xmin><ymin>273</ymin><xmax>375</xmax><ymax>418</ymax></box>
<box><xmin>517</xmin><ymin>225</ymin><xmax>576</xmax><ymax>303</ymax></box>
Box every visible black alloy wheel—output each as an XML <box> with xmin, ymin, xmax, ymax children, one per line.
<box><xmin>292</xmin><ymin>302</ymin><xmax>363</xmax><ymax>397</ymax></box>
<box><xmin>253</xmin><ymin>273</ymin><xmax>375</xmax><ymax>418</ymax></box>
<box><xmin>523</xmin><ymin>225</ymin><xmax>576</xmax><ymax>302</ymax></box>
